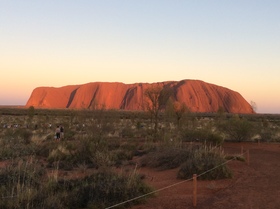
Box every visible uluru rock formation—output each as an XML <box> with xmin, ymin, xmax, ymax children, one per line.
<box><xmin>26</xmin><ymin>80</ymin><xmax>254</xmax><ymax>114</ymax></box>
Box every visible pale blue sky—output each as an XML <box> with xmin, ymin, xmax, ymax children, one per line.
<box><xmin>0</xmin><ymin>0</ymin><xmax>279</xmax><ymax>113</ymax></box>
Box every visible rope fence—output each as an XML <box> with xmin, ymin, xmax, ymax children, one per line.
<box><xmin>1</xmin><ymin>148</ymin><xmax>250</xmax><ymax>208</ymax></box>
<box><xmin>105</xmin><ymin>149</ymin><xmax>250</xmax><ymax>209</ymax></box>
<box><xmin>105</xmin><ymin>175</ymin><xmax>194</xmax><ymax>209</ymax></box>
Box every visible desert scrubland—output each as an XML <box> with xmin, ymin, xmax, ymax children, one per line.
<box><xmin>0</xmin><ymin>107</ymin><xmax>280</xmax><ymax>209</ymax></box>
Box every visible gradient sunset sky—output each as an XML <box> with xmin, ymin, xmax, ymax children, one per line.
<box><xmin>1</xmin><ymin>0</ymin><xmax>279</xmax><ymax>113</ymax></box>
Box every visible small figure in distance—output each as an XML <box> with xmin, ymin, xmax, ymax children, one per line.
<box><xmin>60</xmin><ymin>125</ymin><xmax>64</xmax><ymax>140</ymax></box>
<box><xmin>55</xmin><ymin>125</ymin><xmax>60</xmax><ymax>141</ymax></box>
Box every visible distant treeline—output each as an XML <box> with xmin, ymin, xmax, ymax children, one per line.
<box><xmin>1</xmin><ymin>106</ymin><xmax>280</xmax><ymax>122</ymax></box>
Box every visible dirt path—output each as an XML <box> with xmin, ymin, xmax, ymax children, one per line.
<box><xmin>130</xmin><ymin>143</ymin><xmax>280</xmax><ymax>209</ymax></box>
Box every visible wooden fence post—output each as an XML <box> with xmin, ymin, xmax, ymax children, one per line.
<box><xmin>193</xmin><ymin>174</ymin><xmax>197</xmax><ymax>207</ymax></box>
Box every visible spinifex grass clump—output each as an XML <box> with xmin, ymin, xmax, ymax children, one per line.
<box><xmin>181</xmin><ymin>128</ymin><xmax>224</xmax><ymax>146</ymax></box>
<box><xmin>44</xmin><ymin>133</ymin><xmax>113</xmax><ymax>170</ymax></box>
<box><xmin>52</xmin><ymin>171</ymin><xmax>153</xmax><ymax>209</ymax></box>
<box><xmin>141</xmin><ymin>144</ymin><xmax>232</xmax><ymax>180</ymax></box>
<box><xmin>177</xmin><ymin>146</ymin><xmax>232</xmax><ymax>180</ymax></box>
<box><xmin>0</xmin><ymin>129</ymin><xmax>35</xmax><ymax>160</ymax></box>
<box><xmin>0</xmin><ymin>159</ymin><xmax>153</xmax><ymax>209</ymax></box>
<box><xmin>0</xmin><ymin>158</ymin><xmax>45</xmax><ymax>209</ymax></box>
<box><xmin>141</xmin><ymin>145</ymin><xmax>196</xmax><ymax>170</ymax></box>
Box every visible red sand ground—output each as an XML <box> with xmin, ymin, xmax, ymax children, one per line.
<box><xmin>130</xmin><ymin>142</ymin><xmax>280</xmax><ymax>209</ymax></box>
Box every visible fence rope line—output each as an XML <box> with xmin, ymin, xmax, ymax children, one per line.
<box><xmin>105</xmin><ymin>150</ymin><xmax>248</xmax><ymax>209</ymax></box>
<box><xmin>105</xmin><ymin>176</ymin><xmax>194</xmax><ymax>209</ymax></box>
<box><xmin>1</xmin><ymin>150</ymin><xmax>249</xmax><ymax>206</ymax></box>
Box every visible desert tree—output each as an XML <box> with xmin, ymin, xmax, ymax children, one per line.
<box><xmin>173</xmin><ymin>101</ymin><xmax>189</xmax><ymax>128</ymax></box>
<box><xmin>164</xmin><ymin>98</ymin><xmax>176</xmax><ymax>126</ymax></box>
<box><xmin>215</xmin><ymin>106</ymin><xmax>227</xmax><ymax>127</ymax></box>
<box><xmin>28</xmin><ymin>106</ymin><xmax>35</xmax><ymax>120</ymax></box>
<box><xmin>217</xmin><ymin>114</ymin><xmax>255</xmax><ymax>142</ymax></box>
<box><xmin>144</xmin><ymin>86</ymin><xmax>162</xmax><ymax>137</ymax></box>
<box><xmin>165</xmin><ymin>100</ymin><xmax>189</xmax><ymax>128</ymax></box>
<box><xmin>144</xmin><ymin>85</ymin><xmax>172</xmax><ymax>139</ymax></box>
<box><xmin>250</xmin><ymin>101</ymin><xmax>257</xmax><ymax>113</ymax></box>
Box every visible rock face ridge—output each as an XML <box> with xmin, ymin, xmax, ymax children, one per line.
<box><xmin>26</xmin><ymin>80</ymin><xmax>254</xmax><ymax>113</ymax></box>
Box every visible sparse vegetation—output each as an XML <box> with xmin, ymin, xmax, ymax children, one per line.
<box><xmin>177</xmin><ymin>147</ymin><xmax>232</xmax><ymax>180</ymax></box>
<box><xmin>141</xmin><ymin>145</ymin><xmax>193</xmax><ymax>170</ymax></box>
<box><xmin>0</xmin><ymin>107</ymin><xmax>280</xmax><ymax>208</ymax></box>
<box><xmin>0</xmin><ymin>158</ymin><xmax>152</xmax><ymax>209</ymax></box>
<box><xmin>217</xmin><ymin>114</ymin><xmax>255</xmax><ymax>142</ymax></box>
<box><xmin>141</xmin><ymin>144</ymin><xmax>232</xmax><ymax>180</ymax></box>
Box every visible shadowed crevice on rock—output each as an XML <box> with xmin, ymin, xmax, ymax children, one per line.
<box><xmin>88</xmin><ymin>85</ymin><xmax>100</xmax><ymax>109</ymax></box>
<box><xmin>66</xmin><ymin>88</ymin><xmax>78</xmax><ymax>108</ymax></box>
<box><xmin>120</xmin><ymin>87</ymin><xmax>137</xmax><ymax>110</ymax></box>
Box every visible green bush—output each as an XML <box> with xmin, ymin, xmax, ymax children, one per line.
<box><xmin>141</xmin><ymin>144</ymin><xmax>232</xmax><ymax>180</ymax></box>
<box><xmin>206</xmin><ymin>133</ymin><xmax>224</xmax><ymax>146</ymax></box>
<box><xmin>217</xmin><ymin>115</ymin><xmax>255</xmax><ymax>142</ymax></box>
<box><xmin>257</xmin><ymin>121</ymin><xmax>280</xmax><ymax>142</ymax></box>
<box><xmin>180</xmin><ymin>128</ymin><xmax>224</xmax><ymax>145</ymax></box>
<box><xmin>177</xmin><ymin>150</ymin><xmax>232</xmax><ymax>180</ymax></box>
<box><xmin>113</xmin><ymin>149</ymin><xmax>134</xmax><ymax>164</ymax></box>
<box><xmin>181</xmin><ymin>129</ymin><xmax>208</xmax><ymax>142</ymax></box>
<box><xmin>46</xmin><ymin>137</ymin><xmax>112</xmax><ymax>169</ymax></box>
<box><xmin>141</xmin><ymin>146</ymin><xmax>197</xmax><ymax>170</ymax></box>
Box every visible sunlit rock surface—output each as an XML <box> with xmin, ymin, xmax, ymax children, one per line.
<box><xmin>26</xmin><ymin>80</ymin><xmax>254</xmax><ymax>113</ymax></box>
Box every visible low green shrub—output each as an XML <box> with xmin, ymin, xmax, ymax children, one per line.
<box><xmin>217</xmin><ymin>116</ymin><xmax>255</xmax><ymax>142</ymax></box>
<box><xmin>53</xmin><ymin>171</ymin><xmax>153</xmax><ymax>208</ymax></box>
<box><xmin>181</xmin><ymin>129</ymin><xmax>208</xmax><ymax>142</ymax></box>
<box><xmin>141</xmin><ymin>146</ymin><xmax>197</xmax><ymax>170</ymax></box>
<box><xmin>177</xmin><ymin>149</ymin><xmax>232</xmax><ymax>180</ymax></box>
<box><xmin>181</xmin><ymin>128</ymin><xmax>224</xmax><ymax>146</ymax></box>
<box><xmin>206</xmin><ymin>133</ymin><xmax>224</xmax><ymax>146</ymax></box>
<box><xmin>45</xmin><ymin>137</ymin><xmax>113</xmax><ymax>169</ymax></box>
<box><xmin>0</xmin><ymin>161</ymin><xmax>153</xmax><ymax>209</ymax></box>
<box><xmin>0</xmin><ymin>131</ymin><xmax>36</xmax><ymax>160</ymax></box>
<box><xmin>113</xmin><ymin>149</ymin><xmax>134</xmax><ymax>164</ymax></box>
<box><xmin>141</xmin><ymin>144</ymin><xmax>232</xmax><ymax>180</ymax></box>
